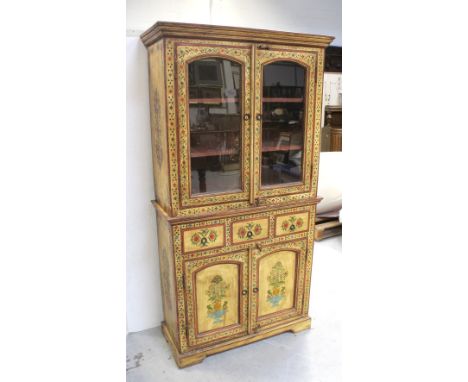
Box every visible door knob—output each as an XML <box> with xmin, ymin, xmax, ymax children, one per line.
<box><xmin>242</xmin><ymin>289</ymin><xmax>248</xmax><ymax>295</ymax></box>
<box><xmin>244</xmin><ymin>113</ymin><xmax>250</xmax><ymax>121</ymax></box>
<box><xmin>253</xmin><ymin>287</ymin><xmax>259</xmax><ymax>293</ymax></box>
<box><xmin>256</xmin><ymin>114</ymin><xmax>262</xmax><ymax>121</ymax></box>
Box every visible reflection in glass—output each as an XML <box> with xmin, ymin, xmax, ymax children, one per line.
<box><xmin>188</xmin><ymin>58</ymin><xmax>242</xmax><ymax>195</ymax></box>
<box><xmin>261</xmin><ymin>61</ymin><xmax>305</xmax><ymax>187</ymax></box>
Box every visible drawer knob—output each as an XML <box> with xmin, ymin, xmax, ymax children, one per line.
<box><xmin>253</xmin><ymin>287</ymin><xmax>259</xmax><ymax>293</ymax></box>
<box><xmin>244</xmin><ymin>113</ymin><xmax>250</xmax><ymax>121</ymax></box>
<box><xmin>242</xmin><ymin>289</ymin><xmax>248</xmax><ymax>295</ymax></box>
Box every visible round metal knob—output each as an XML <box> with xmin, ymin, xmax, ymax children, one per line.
<box><xmin>253</xmin><ymin>287</ymin><xmax>259</xmax><ymax>293</ymax></box>
<box><xmin>242</xmin><ymin>289</ymin><xmax>248</xmax><ymax>295</ymax></box>
<box><xmin>244</xmin><ymin>113</ymin><xmax>250</xmax><ymax>121</ymax></box>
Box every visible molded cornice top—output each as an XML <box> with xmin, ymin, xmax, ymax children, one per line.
<box><xmin>141</xmin><ymin>21</ymin><xmax>334</xmax><ymax>48</ymax></box>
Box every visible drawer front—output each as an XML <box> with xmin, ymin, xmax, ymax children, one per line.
<box><xmin>231</xmin><ymin>217</ymin><xmax>269</xmax><ymax>244</ymax></box>
<box><xmin>274</xmin><ymin>211</ymin><xmax>310</xmax><ymax>237</ymax></box>
<box><xmin>182</xmin><ymin>224</ymin><xmax>225</xmax><ymax>253</ymax></box>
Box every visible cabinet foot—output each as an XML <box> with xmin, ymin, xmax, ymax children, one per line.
<box><xmin>290</xmin><ymin>317</ymin><xmax>311</xmax><ymax>333</ymax></box>
<box><xmin>161</xmin><ymin>322</ymin><xmax>206</xmax><ymax>368</ymax></box>
<box><xmin>162</xmin><ymin>317</ymin><xmax>312</xmax><ymax>368</ymax></box>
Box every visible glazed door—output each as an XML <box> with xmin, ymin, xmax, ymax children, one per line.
<box><xmin>250</xmin><ymin>239</ymin><xmax>307</xmax><ymax>332</ymax></box>
<box><xmin>183</xmin><ymin>250</ymin><xmax>249</xmax><ymax>347</ymax></box>
<box><xmin>252</xmin><ymin>46</ymin><xmax>319</xmax><ymax>205</ymax></box>
<box><xmin>175</xmin><ymin>42</ymin><xmax>252</xmax><ymax>211</ymax></box>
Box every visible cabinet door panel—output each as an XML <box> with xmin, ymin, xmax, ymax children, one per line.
<box><xmin>184</xmin><ymin>250</ymin><xmax>248</xmax><ymax>347</ymax></box>
<box><xmin>258</xmin><ymin>250</ymin><xmax>296</xmax><ymax>317</ymax></box>
<box><xmin>251</xmin><ymin>239</ymin><xmax>307</xmax><ymax>330</ymax></box>
<box><xmin>195</xmin><ymin>263</ymin><xmax>239</xmax><ymax>333</ymax></box>
<box><xmin>253</xmin><ymin>47</ymin><xmax>320</xmax><ymax>204</ymax></box>
<box><xmin>175</xmin><ymin>42</ymin><xmax>252</xmax><ymax>210</ymax></box>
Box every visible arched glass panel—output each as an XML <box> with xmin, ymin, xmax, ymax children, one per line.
<box><xmin>261</xmin><ymin>61</ymin><xmax>305</xmax><ymax>187</ymax></box>
<box><xmin>188</xmin><ymin>58</ymin><xmax>242</xmax><ymax>195</ymax></box>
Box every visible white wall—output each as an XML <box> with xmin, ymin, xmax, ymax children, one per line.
<box><xmin>126</xmin><ymin>0</ymin><xmax>342</xmax><ymax>333</ymax></box>
<box><xmin>127</xmin><ymin>0</ymin><xmax>342</xmax><ymax>45</ymax></box>
<box><xmin>126</xmin><ymin>37</ymin><xmax>162</xmax><ymax>333</ymax></box>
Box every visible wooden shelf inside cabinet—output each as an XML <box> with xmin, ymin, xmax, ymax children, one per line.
<box><xmin>142</xmin><ymin>21</ymin><xmax>333</xmax><ymax>368</ymax></box>
<box><xmin>262</xmin><ymin>97</ymin><xmax>304</xmax><ymax>103</ymax></box>
<box><xmin>189</xmin><ymin>98</ymin><xmax>239</xmax><ymax>104</ymax></box>
<box><xmin>262</xmin><ymin>144</ymin><xmax>303</xmax><ymax>153</ymax></box>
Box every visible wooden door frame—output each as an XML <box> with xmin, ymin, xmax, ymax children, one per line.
<box><xmin>183</xmin><ymin>250</ymin><xmax>249</xmax><ymax>348</ymax></box>
<box><xmin>252</xmin><ymin>46</ymin><xmax>322</xmax><ymax>205</ymax></box>
<box><xmin>173</xmin><ymin>40</ymin><xmax>253</xmax><ymax>211</ymax></box>
<box><xmin>249</xmin><ymin>239</ymin><xmax>307</xmax><ymax>332</ymax></box>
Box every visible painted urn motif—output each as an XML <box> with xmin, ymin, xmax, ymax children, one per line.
<box><xmin>191</xmin><ymin>229</ymin><xmax>218</xmax><ymax>247</ymax></box>
<box><xmin>206</xmin><ymin>275</ymin><xmax>229</xmax><ymax>325</ymax></box>
<box><xmin>267</xmin><ymin>261</ymin><xmax>288</xmax><ymax>307</ymax></box>
<box><xmin>237</xmin><ymin>222</ymin><xmax>262</xmax><ymax>240</ymax></box>
<box><xmin>281</xmin><ymin>216</ymin><xmax>305</xmax><ymax>232</ymax></box>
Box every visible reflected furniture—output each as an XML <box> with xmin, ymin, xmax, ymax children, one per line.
<box><xmin>141</xmin><ymin>21</ymin><xmax>333</xmax><ymax>367</ymax></box>
<box><xmin>321</xmin><ymin>105</ymin><xmax>342</xmax><ymax>152</ymax></box>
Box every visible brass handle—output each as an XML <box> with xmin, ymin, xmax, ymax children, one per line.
<box><xmin>253</xmin><ymin>287</ymin><xmax>259</xmax><ymax>293</ymax></box>
<box><xmin>244</xmin><ymin>113</ymin><xmax>250</xmax><ymax>121</ymax></box>
<box><xmin>242</xmin><ymin>289</ymin><xmax>248</xmax><ymax>295</ymax></box>
<box><xmin>256</xmin><ymin>114</ymin><xmax>262</xmax><ymax>121</ymax></box>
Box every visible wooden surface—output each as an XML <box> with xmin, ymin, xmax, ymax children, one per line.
<box><xmin>314</xmin><ymin>218</ymin><xmax>342</xmax><ymax>240</ymax></box>
<box><xmin>162</xmin><ymin>316</ymin><xmax>311</xmax><ymax>368</ymax></box>
<box><xmin>321</xmin><ymin>105</ymin><xmax>342</xmax><ymax>152</ymax></box>
<box><xmin>141</xmin><ymin>21</ymin><xmax>334</xmax><ymax>48</ymax></box>
<box><xmin>142</xmin><ymin>22</ymin><xmax>332</xmax><ymax>367</ymax></box>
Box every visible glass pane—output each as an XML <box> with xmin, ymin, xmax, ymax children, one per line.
<box><xmin>261</xmin><ymin>61</ymin><xmax>305</xmax><ymax>187</ymax></box>
<box><xmin>188</xmin><ymin>58</ymin><xmax>242</xmax><ymax>195</ymax></box>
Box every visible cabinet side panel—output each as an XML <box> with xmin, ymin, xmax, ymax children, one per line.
<box><xmin>148</xmin><ymin>41</ymin><xmax>171</xmax><ymax>212</ymax></box>
<box><xmin>156</xmin><ymin>211</ymin><xmax>179</xmax><ymax>345</ymax></box>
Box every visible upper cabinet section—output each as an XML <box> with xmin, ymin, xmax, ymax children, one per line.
<box><xmin>142</xmin><ymin>23</ymin><xmax>334</xmax><ymax>217</ymax></box>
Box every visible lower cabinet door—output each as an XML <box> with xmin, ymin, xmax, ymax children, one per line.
<box><xmin>251</xmin><ymin>239</ymin><xmax>307</xmax><ymax>331</ymax></box>
<box><xmin>184</xmin><ymin>250</ymin><xmax>249</xmax><ymax>347</ymax></box>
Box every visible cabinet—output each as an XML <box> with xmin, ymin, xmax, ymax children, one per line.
<box><xmin>141</xmin><ymin>21</ymin><xmax>333</xmax><ymax>367</ymax></box>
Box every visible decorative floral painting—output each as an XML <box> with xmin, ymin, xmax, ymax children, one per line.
<box><xmin>206</xmin><ymin>275</ymin><xmax>229</xmax><ymax>325</ymax></box>
<box><xmin>267</xmin><ymin>261</ymin><xmax>288</xmax><ymax>307</ymax></box>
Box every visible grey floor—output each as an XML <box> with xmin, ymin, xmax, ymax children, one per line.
<box><xmin>127</xmin><ymin>236</ymin><xmax>342</xmax><ymax>382</ymax></box>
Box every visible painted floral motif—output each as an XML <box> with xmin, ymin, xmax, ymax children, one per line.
<box><xmin>206</xmin><ymin>275</ymin><xmax>229</xmax><ymax>325</ymax></box>
<box><xmin>281</xmin><ymin>216</ymin><xmax>305</xmax><ymax>232</ymax></box>
<box><xmin>267</xmin><ymin>261</ymin><xmax>288</xmax><ymax>308</ymax></box>
<box><xmin>237</xmin><ymin>222</ymin><xmax>262</xmax><ymax>240</ymax></box>
<box><xmin>191</xmin><ymin>229</ymin><xmax>218</xmax><ymax>247</ymax></box>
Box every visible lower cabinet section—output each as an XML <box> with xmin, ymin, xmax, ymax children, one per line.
<box><xmin>182</xmin><ymin>239</ymin><xmax>307</xmax><ymax>350</ymax></box>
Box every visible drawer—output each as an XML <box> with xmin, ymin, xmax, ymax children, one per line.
<box><xmin>182</xmin><ymin>224</ymin><xmax>225</xmax><ymax>253</ymax></box>
<box><xmin>274</xmin><ymin>211</ymin><xmax>310</xmax><ymax>237</ymax></box>
<box><xmin>231</xmin><ymin>217</ymin><xmax>270</xmax><ymax>244</ymax></box>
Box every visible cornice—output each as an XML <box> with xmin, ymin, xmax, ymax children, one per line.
<box><xmin>141</xmin><ymin>21</ymin><xmax>334</xmax><ymax>48</ymax></box>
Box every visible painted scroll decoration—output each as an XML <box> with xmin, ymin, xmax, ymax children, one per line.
<box><xmin>191</xmin><ymin>229</ymin><xmax>218</xmax><ymax>247</ymax></box>
<box><xmin>281</xmin><ymin>216</ymin><xmax>305</xmax><ymax>233</ymax></box>
<box><xmin>267</xmin><ymin>261</ymin><xmax>288</xmax><ymax>307</ymax></box>
<box><xmin>206</xmin><ymin>275</ymin><xmax>229</xmax><ymax>325</ymax></box>
<box><xmin>237</xmin><ymin>222</ymin><xmax>262</xmax><ymax>240</ymax></box>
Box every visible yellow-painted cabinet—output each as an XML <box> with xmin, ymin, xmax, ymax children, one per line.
<box><xmin>142</xmin><ymin>21</ymin><xmax>333</xmax><ymax>367</ymax></box>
